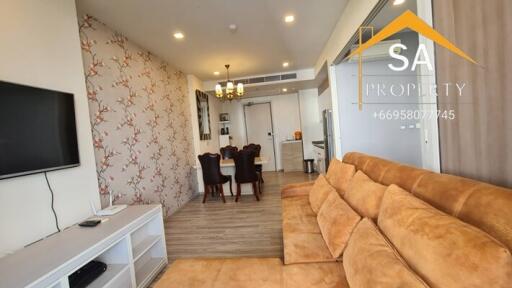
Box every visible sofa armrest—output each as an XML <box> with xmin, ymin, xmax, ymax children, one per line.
<box><xmin>281</xmin><ymin>181</ymin><xmax>315</xmax><ymax>198</ymax></box>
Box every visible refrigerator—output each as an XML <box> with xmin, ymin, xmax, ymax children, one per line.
<box><xmin>322</xmin><ymin>109</ymin><xmax>335</xmax><ymax>172</ymax></box>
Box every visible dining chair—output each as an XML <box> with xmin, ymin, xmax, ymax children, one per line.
<box><xmin>233</xmin><ymin>149</ymin><xmax>261</xmax><ymax>202</ymax></box>
<box><xmin>243</xmin><ymin>143</ymin><xmax>264</xmax><ymax>184</ymax></box>
<box><xmin>220</xmin><ymin>145</ymin><xmax>239</xmax><ymax>160</ymax></box>
<box><xmin>197</xmin><ymin>153</ymin><xmax>233</xmax><ymax>203</ymax></box>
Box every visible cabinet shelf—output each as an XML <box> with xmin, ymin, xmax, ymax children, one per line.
<box><xmin>88</xmin><ymin>264</ymin><xmax>130</xmax><ymax>288</ymax></box>
<box><xmin>135</xmin><ymin>257</ymin><xmax>166</xmax><ymax>288</ymax></box>
<box><xmin>132</xmin><ymin>235</ymin><xmax>162</xmax><ymax>261</ymax></box>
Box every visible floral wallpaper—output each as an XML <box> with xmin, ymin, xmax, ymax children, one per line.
<box><xmin>79</xmin><ymin>15</ymin><xmax>196</xmax><ymax>215</ymax></box>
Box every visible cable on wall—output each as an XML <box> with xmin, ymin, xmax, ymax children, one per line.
<box><xmin>44</xmin><ymin>172</ymin><xmax>61</xmax><ymax>232</ymax></box>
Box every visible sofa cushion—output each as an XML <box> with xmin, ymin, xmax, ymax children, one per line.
<box><xmin>283</xmin><ymin>231</ymin><xmax>335</xmax><ymax>264</ymax></box>
<box><xmin>378</xmin><ymin>184</ymin><xmax>512</xmax><ymax>288</ymax></box>
<box><xmin>281</xmin><ymin>180</ymin><xmax>315</xmax><ymax>192</ymax></box>
<box><xmin>281</xmin><ymin>182</ymin><xmax>314</xmax><ymax>198</ymax></box>
<box><xmin>214</xmin><ymin>258</ymin><xmax>283</xmax><ymax>288</ymax></box>
<box><xmin>156</xmin><ymin>258</ymin><xmax>349</xmax><ymax>288</ymax></box>
<box><xmin>154</xmin><ymin>258</ymin><xmax>282</xmax><ymax>288</ymax></box>
<box><xmin>309</xmin><ymin>174</ymin><xmax>336</xmax><ymax>214</ymax></box>
<box><xmin>457</xmin><ymin>184</ymin><xmax>512</xmax><ymax>252</ymax></box>
<box><xmin>343</xmin><ymin>218</ymin><xmax>429</xmax><ymax>288</ymax></box>
<box><xmin>317</xmin><ymin>191</ymin><xmax>361</xmax><ymax>258</ymax></box>
<box><xmin>283</xmin><ymin>262</ymin><xmax>349</xmax><ymax>288</ymax></box>
<box><xmin>325</xmin><ymin>159</ymin><xmax>356</xmax><ymax>196</ymax></box>
<box><xmin>380</xmin><ymin>164</ymin><xmax>429</xmax><ymax>192</ymax></box>
<box><xmin>154</xmin><ymin>258</ymin><xmax>223</xmax><ymax>288</ymax></box>
<box><xmin>283</xmin><ymin>214</ymin><xmax>321</xmax><ymax>234</ymax></box>
<box><xmin>344</xmin><ymin>171</ymin><xmax>387</xmax><ymax>219</ymax></box>
<box><xmin>282</xmin><ymin>195</ymin><xmax>316</xmax><ymax>218</ymax></box>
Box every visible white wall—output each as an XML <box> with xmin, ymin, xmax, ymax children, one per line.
<box><xmin>0</xmin><ymin>0</ymin><xmax>100</xmax><ymax>256</ymax></box>
<box><xmin>187</xmin><ymin>75</ymin><xmax>221</xmax><ymax>156</ymax></box>
<box><xmin>221</xmin><ymin>94</ymin><xmax>302</xmax><ymax>170</ymax></box>
<box><xmin>335</xmin><ymin>32</ymin><xmax>423</xmax><ymax>167</ymax></box>
<box><xmin>298</xmin><ymin>89</ymin><xmax>323</xmax><ymax>160</ymax></box>
<box><xmin>187</xmin><ymin>74</ymin><xmax>221</xmax><ymax>193</ymax></box>
<box><xmin>314</xmin><ymin>0</ymin><xmax>380</xmax><ymax>73</ymax></box>
<box><xmin>318</xmin><ymin>87</ymin><xmax>332</xmax><ymax>115</ymax></box>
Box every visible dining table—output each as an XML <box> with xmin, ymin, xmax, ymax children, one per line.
<box><xmin>195</xmin><ymin>156</ymin><xmax>269</xmax><ymax>196</ymax></box>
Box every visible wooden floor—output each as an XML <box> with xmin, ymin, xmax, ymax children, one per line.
<box><xmin>164</xmin><ymin>171</ymin><xmax>317</xmax><ymax>262</ymax></box>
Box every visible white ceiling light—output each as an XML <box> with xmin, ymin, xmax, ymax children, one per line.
<box><xmin>284</xmin><ymin>15</ymin><xmax>295</xmax><ymax>23</ymax></box>
<box><xmin>282</xmin><ymin>88</ymin><xmax>288</xmax><ymax>92</ymax></box>
<box><xmin>393</xmin><ymin>0</ymin><xmax>406</xmax><ymax>5</ymax></box>
<box><xmin>282</xmin><ymin>62</ymin><xmax>289</xmax><ymax>68</ymax></box>
<box><xmin>229</xmin><ymin>24</ymin><xmax>238</xmax><ymax>33</ymax></box>
<box><xmin>213</xmin><ymin>71</ymin><xmax>220</xmax><ymax>76</ymax></box>
<box><xmin>173</xmin><ymin>32</ymin><xmax>184</xmax><ymax>39</ymax></box>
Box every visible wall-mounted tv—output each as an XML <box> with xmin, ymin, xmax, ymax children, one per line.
<box><xmin>0</xmin><ymin>81</ymin><xmax>80</xmax><ymax>179</ymax></box>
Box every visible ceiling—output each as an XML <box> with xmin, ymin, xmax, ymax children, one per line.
<box><xmin>370</xmin><ymin>0</ymin><xmax>417</xmax><ymax>30</ymax></box>
<box><xmin>76</xmin><ymin>0</ymin><xmax>348</xmax><ymax>80</ymax></box>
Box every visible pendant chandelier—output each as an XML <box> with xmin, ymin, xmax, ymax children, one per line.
<box><xmin>215</xmin><ymin>64</ymin><xmax>244</xmax><ymax>101</ymax></box>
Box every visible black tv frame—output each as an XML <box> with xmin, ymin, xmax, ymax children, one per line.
<box><xmin>0</xmin><ymin>80</ymin><xmax>81</xmax><ymax>180</ymax></box>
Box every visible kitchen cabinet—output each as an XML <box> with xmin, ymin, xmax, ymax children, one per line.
<box><xmin>281</xmin><ymin>140</ymin><xmax>303</xmax><ymax>172</ymax></box>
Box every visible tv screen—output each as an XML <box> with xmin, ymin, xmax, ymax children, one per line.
<box><xmin>0</xmin><ymin>81</ymin><xmax>80</xmax><ymax>179</ymax></box>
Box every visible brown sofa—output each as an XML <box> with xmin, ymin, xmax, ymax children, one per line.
<box><xmin>155</xmin><ymin>152</ymin><xmax>512</xmax><ymax>288</ymax></box>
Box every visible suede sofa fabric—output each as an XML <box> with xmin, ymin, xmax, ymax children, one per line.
<box><xmin>344</xmin><ymin>171</ymin><xmax>387</xmax><ymax>219</ymax></box>
<box><xmin>378</xmin><ymin>184</ymin><xmax>512</xmax><ymax>288</ymax></box>
<box><xmin>343</xmin><ymin>152</ymin><xmax>512</xmax><ymax>252</ymax></box>
<box><xmin>282</xmin><ymin>192</ymin><xmax>338</xmax><ymax>263</ymax></box>
<box><xmin>343</xmin><ymin>218</ymin><xmax>430</xmax><ymax>288</ymax></box>
<box><xmin>283</xmin><ymin>231</ymin><xmax>336</xmax><ymax>264</ymax></box>
<box><xmin>283</xmin><ymin>262</ymin><xmax>349</xmax><ymax>288</ymax></box>
<box><xmin>154</xmin><ymin>258</ymin><xmax>282</xmax><ymax>288</ymax></box>
<box><xmin>282</xmin><ymin>195</ymin><xmax>315</xmax><ymax>218</ymax></box>
<box><xmin>317</xmin><ymin>191</ymin><xmax>361</xmax><ymax>258</ymax></box>
<box><xmin>457</xmin><ymin>184</ymin><xmax>512</xmax><ymax>252</ymax></box>
<box><xmin>309</xmin><ymin>174</ymin><xmax>336</xmax><ymax>214</ymax></box>
<box><xmin>283</xmin><ymin>214</ymin><xmax>321</xmax><ymax>234</ymax></box>
<box><xmin>156</xmin><ymin>258</ymin><xmax>349</xmax><ymax>288</ymax></box>
<box><xmin>281</xmin><ymin>183</ymin><xmax>314</xmax><ymax>198</ymax></box>
<box><xmin>325</xmin><ymin>159</ymin><xmax>356</xmax><ymax>196</ymax></box>
<box><xmin>362</xmin><ymin>157</ymin><xmax>399</xmax><ymax>182</ymax></box>
<box><xmin>281</xmin><ymin>181</ymin><xmax>315</xmax><ymax>193</ymax></box>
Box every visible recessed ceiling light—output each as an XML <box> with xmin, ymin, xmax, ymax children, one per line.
<box><xmin>284</xmin><ymin>15</ymin><xmax>295</xmax><ymax>23</ymax></box>
<box><xmin>213</xmin><ymin>71</ymin><xmax>220</xmax><ymax>76</ymax></box>
<box><xmin>282</xmin><ymin>88</ymin><xmax>288</xmax><ymax>92</ymax></box>
<box><xmin>393</xmin><ymin>0</ymin><xmax>406</xmax><ymax>5</ymax></box>
<box><xmin>282</xmin><ymin>62</ymin><xmax>289</xmax><ymax>68</ymax></box>
<box><xmin>173</xmin><ymin>32</ymin><xmax>184</xmax><ymax>39</ymax></box>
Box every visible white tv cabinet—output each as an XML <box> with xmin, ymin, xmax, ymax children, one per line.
<box><xmin>0</xmin><ymin>205</ymin><xmax>167</xmax><ymax>288</ymax></box>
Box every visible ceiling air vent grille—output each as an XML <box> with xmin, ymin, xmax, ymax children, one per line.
<box><xmin>219</xmin><ymin>73</ymin><xmax>297</xmax><ymax>86</ymax></box>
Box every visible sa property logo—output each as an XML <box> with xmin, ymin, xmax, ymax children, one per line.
<box><xmin>348</xmin><ymin>10</ymin><xmax>478</xmax><ymax>110</ymax></box>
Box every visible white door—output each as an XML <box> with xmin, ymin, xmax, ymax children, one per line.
<box><xmin>244</xmin><ymin>103</ymin><xmax>276</xmax><ymax>171</ymax></box>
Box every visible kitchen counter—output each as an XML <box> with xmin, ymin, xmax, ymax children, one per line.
<box><xmin>281</xmin><ymin>140</ymin><xmax>304</xmax><ymax>172</ymax></box>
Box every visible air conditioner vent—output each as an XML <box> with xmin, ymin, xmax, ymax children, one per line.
<box><xmin>219</xmin><ymin>73</ymin><xmax>297</xmax><ymax>86</ymax></box>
